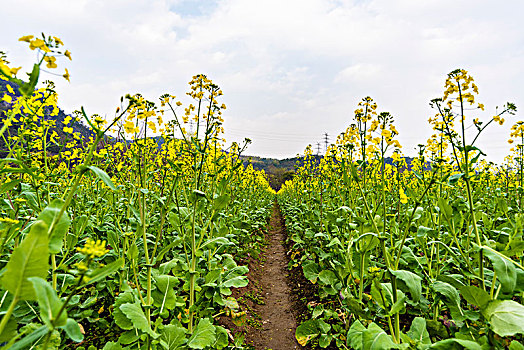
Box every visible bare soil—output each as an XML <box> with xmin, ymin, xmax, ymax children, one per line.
<box><xmin>221</xmin><ymin>203</ymin><xmax>302</xmax><ymax>349</ymax></box>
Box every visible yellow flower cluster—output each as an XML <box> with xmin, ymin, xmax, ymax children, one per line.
<box><xmin>77</xmin><ymin>238</ymin><xmax>109</xmax><ymax>258</ymax></box>
<box><xmin>17</xmin><ymin>34</ymin><xmax>72</xmax><ymax>82</ymax></box>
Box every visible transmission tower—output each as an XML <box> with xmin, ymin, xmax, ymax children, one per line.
<box><xmin>316</xmin><ymin>142</ymin><xmax>321</xmax><ymax>155</ymax></box>
<box><xmin>323</xmin><ymin>133</ymin><xmax>329</xmax><ymax>153</ymax></box>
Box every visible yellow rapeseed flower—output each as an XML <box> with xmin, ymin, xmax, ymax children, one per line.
<box><xmin>77</xmin><ymin>238</ymin><xmax>109</xmax><ymax>258</ymax></box>
<box><xmin>44</xmin><ymin>56</ymin><xmax>57</xmax><ymax>69</ymax></box>
<box><xmin>0</xmin><ymin>217</ymin><xmax>19</xmax><ymax>225</ymax></box>
<box><xmin>18</xmin><ymin>35</ymin><xmax>34</xmax><ymax>42</ymax></box>
<box><xmin>29</xmin><ymin>38</ymin><xmax>50</xmax><ymax>52</ymax></box>
<box><xmin>63</xmin><ymin>68</ymin><xmax>70</xmax><ymax>82</ymax></box>
<box><xmin>53</xmin><ymin>36</ymin><xmax>64</xmax><ymax>46</ymax></box>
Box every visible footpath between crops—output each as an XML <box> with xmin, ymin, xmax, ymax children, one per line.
<box><xmin>221</xmin><ymin>203</ymin><xmax>302</xmax><ymax>349</ymax></box>
<box><xmin>250</xmin><ymin>203</ymin><xmax>300</xmax><ymax>349</ymax></box>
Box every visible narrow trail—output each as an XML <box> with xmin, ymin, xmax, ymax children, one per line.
<box><xmin>251</xmin><ymin>203</ymin><xmax>300</xmax><ymax>349</ymax></box>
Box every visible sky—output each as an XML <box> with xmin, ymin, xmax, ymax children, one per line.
<box><xmin>1</xmin><ymin>0</ymin><xmax>523</xmax><ymax>162</ymax></box>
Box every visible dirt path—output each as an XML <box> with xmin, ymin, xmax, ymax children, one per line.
<box><xmin>249</xmin><ymin>204</ymin><xmax>300</xmax><ymax>349</ymax></box>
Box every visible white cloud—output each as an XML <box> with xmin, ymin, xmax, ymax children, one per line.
<box><xmin>1</xmin><ymin>0</ymin><xmax>523</xmax><ymax>161</ymax></box>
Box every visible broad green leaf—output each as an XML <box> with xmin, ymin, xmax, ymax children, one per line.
<box><xmin>38</xmin><ymin>199</ymin><xmax>71</xmax><ymax>253</ymax></box>
<box><xmin>86</xmin><ymin>165</ymin><xmax>118</xmax><ymax>190</ymax></box>
<box><xmin>509</xmin><ymin>341</ymin><xmax>524</xmax><ymax>350</ymax></box>
<box><xmin>160</xmin><ymin>324</ymin><xmax>187</xmax><ymax>350</ymax></box>
<box><xmin>113</xmin><ymin>291</ymin><xmax>135</xmax><ymax>330</ymax></box>
<box><xmin>213</xmin><ymin>326</ymin><xmax>228</xmax><ymax>350</ymax></box>
<box><xmin>430</xmin><ymin>338</ymin><xmax>481</xmax><ymax>349</ymax></box>
<box><xmin>347</xmin><ymin>320</ymin><xmax>366</xmax><ymax>350</ymax></box>
<box><xmin>153</xmin><ymin>275</ymin><xmax>178</xmax><ymax>312</ymax></box>
<box><xmin>119</xmin><ymin>302</ymin><xmax>159</xmax><ymax>338</ymax></box>
<box><xmin>187</xmin><ymin>318</ymin><xmax>216</xmax><ymax>349</ymax></box>
<box><xmin>406</xmin><ymin>317</ymin><xmax>431</xmax><ymax>345</ymax></box>
<box><xmin>437</xmin><ymin>198</ymin><xmax>453</xmax><ymax>222</ymax></box>
<box><xmin>1</xmin><ymin>220</ymin><xmax>49</xmax><ymax>300</ymax></box>
<box><xmin>212</xmin><ymin>194</ymin><xmax>230</xmax><ymax>211</ymax></box>
<box><xmin>28</xmin><ymin>277</ymin><xmax>67</xmax><ymax>328</ymax></box>
<box><xmin>0</xmin><ymin>317</ymin><xmax>17</xmax><ymax>342</ymax></box>
<box><xmin>432</xmin><ymin>281</ymin><xmax>463</xmax><ymax>321</ymax></box>
<box><xmin>459</xmin><ymin>285</ymin><xmax>490</xmax><ymax>308</ymax></box>
<box><xmin>303</xmin><ymin>262</ymin><xmax>321</xmax><ymax>284</ymax></box>
<box><xmin>319</xmin><ymin>333</ymin><xmax>333</xmax><ymax>348</ymax></box>
<box><xmin>362</xmin><ymin>322</ymin><xmax>398</xmax><ymax>350</ymax></box>
<box><xmin>199</xmin><ymin>237</ymin><xmax>229</xmax><ymax>250</ymax></box>
<box><xmin>103</xmin><ymin>342</ymin><xmax>123</xmax><ymax>350</ymax></box>
<box><xmin>222</xmin><ymin>266</ymin><xmax>249</xmax><ymax>288</ymax></box>
<box><xmin>295</xmin><ymin>319</ymin><xmax>331</xmax><ymax>347</ymax></box>
<box><xmin>483</xmin><ymin>300</ymin><xmax>524</xmax><ymax>337</ymax></box>
<box><xmin>483</xmin><ymin>248</ymin><xmax>517</xmax><ymax>294</ymax></box>
<box><xmin>390</xmin><ymin>269</ymin><xmax>422</xmax><ymax>302</ymax></box>
<box><xmin>61</xmin><ymin>318</ymin><xmax>84</xmax><ymax>342</ymax></box>
<box><xmin>318</xmin><ymin>270</ymin><xmax>338</xmax><ymax>286</ymax></box>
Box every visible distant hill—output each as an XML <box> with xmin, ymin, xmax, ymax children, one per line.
<box><xmin>240</xmin><ymin>154</ymin><xmax>417</xmax><ymax>191</ymax></box>
<box><xmin>0</xmin><ymin>79</ymin><xmax>98</xmax><ymax>157</ymax></box>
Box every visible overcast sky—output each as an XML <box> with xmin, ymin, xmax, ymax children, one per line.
<box><xmin>2</xmin><ymin>0</ymin><xmax>523</xmax><ymax>162</ymax></box>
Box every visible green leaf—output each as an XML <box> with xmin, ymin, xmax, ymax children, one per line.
<box><xmin>103</xmin><ymin>342</ymin><xmax>123</xmax><ymax>350</ymax></box>
<box><xmin>19</xmin><ymin>64</ymin><xmax>39</xmax><ymax>97</ymax></box>
<box><xmin>28</xmin><ymin>277</ymin><xmax>67</xmax><ymax>328</ymax></box>
<box><xmin>430</xmin><ymin>338</ymin><xmax>481</xmax><ymax>349</ymax></box>
<box><xmin>8</xmin><ymin>325</ymin><xmax>47</xmax><ymax>350</ymax></box>
<box><xmin>38</xmin><ymin>199</ymin><xmax>71</xmax><ymax>253</ymax></box>
<box><xmin>318</xmin><ymin>270</ymin><xmax>338</xmax><ymax>286</ymax></box>
<box><xmin>303</xmin><ymin>262</ymin><xmax>321</xmax><ymax>284</ymax></box>
<box><xmin>387</xmin><ymin>294</ymin><xmax>406</xmax><ymax>316</ymax></box>
<box><xmin>153</xmin><ymin>275</ymin><xmax>178</xmax><ymax>312</ymax></box>
<box><xmin>1</xmin><ymin>220</ymin><xmax>49</xmax><ymax>300</ymax></box>
<box><xmin>83</xmin><ymin>258</ymin><xmax>123</xmax><ymax>286</ymax></box>
<box><xmin>212</xmin><ymin>194</ymin><xmax>230</xmax><ymax>211</ymax></box>
<box><xmin>437</xmin><ymin>198</ymin><xmax>453</xmax><ymax>223</ymax></box>
<box><xmin>0</xmin><ymin>179</ymin><xmax>21</xmax><ymax>195</ymax></box>
<box><xmin>0</xmin><ymin>317</ymin><xmax>18</xmax><ymax>342</ymax></box>
<box><xmin>61</xmin><ymin>318</ymin><xmax>84</xmax><ymax>342</ymax></box>
<box><xmin>222</xmin><ymin>266</ymin><xmax>249</xmax><ymax>288</ymax></box>
<box><xmin>347</xmin><ymin>320</ymin><xmax>366</xmax><ymax>350</ymax></box>
<box><xmin>483</xmin><ymin>300</ymin><xmax>524</xmax><ymax>337</ymax></box>
<box><xmin>86</xmin><ymin>165</ymin><xmax>118</xmax><ymax>190</ymax></box>
<box><xmin>213</xmin><ymin>326</ymin><xmax>228</xmax><ymax>350</ymax></box>
<box><xmin>459</xmin><ymin>285</ymin><xmax>490</xmax><ymax>308</ymax></box>
<box><xmin>362</xmin><ymin>322</ymin><xmax>398</xmax><ymax>350</ymax></box>
<box><xmin>295</xmin><ymin>319</ymin><xmax>331</xmax><ymax>347</ymax></box>
<box><xmin>199</xmin><ymin>237</ymin><xmax>229</xmax><ymax>250</ymax></box>
<box><xmin>509</xmin><ymin>341</ymin><xmax>524</xmax><ymax>350</ymax></box>
<box><xmin>407</xmin><ymin>317</ymin><xmax>431</xmax><ymax>345</ymax></box>
<box><xmin>113</xmin><ymin>291</ymin><xmax>135</xmax><ymax>330</ymax></box>
<box><xmin>187</xmin><ymin>318</ymin><xmax>216</xmax><ymax>349</ymax></box>
<box><xmin>119</xmin><ymin>302</ymin><xmax>159</xmax><ymax>338</ymax></box>
<box><xmin>160</xmin><ymin>324</ymin><xmax>187</xmax><ymax>349</ymax></box>
<box><xmin>390</xmin><ymin>269</ymin><xmax>422</xmax><ymax>302</ymax></box>
<box><xmin>483</xmin><ymin>248</ymin><xmax>517</xmax><ymax>294</ymax></box>
<box><xmin>447</xmin><ymin>173</ymin><xmax>464</xmax><ymax>185</ymax></box>
<box><xmin>432</xmin><ymin>281</ymin><xmax>463</xmax><ymax>321</ymax></box>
